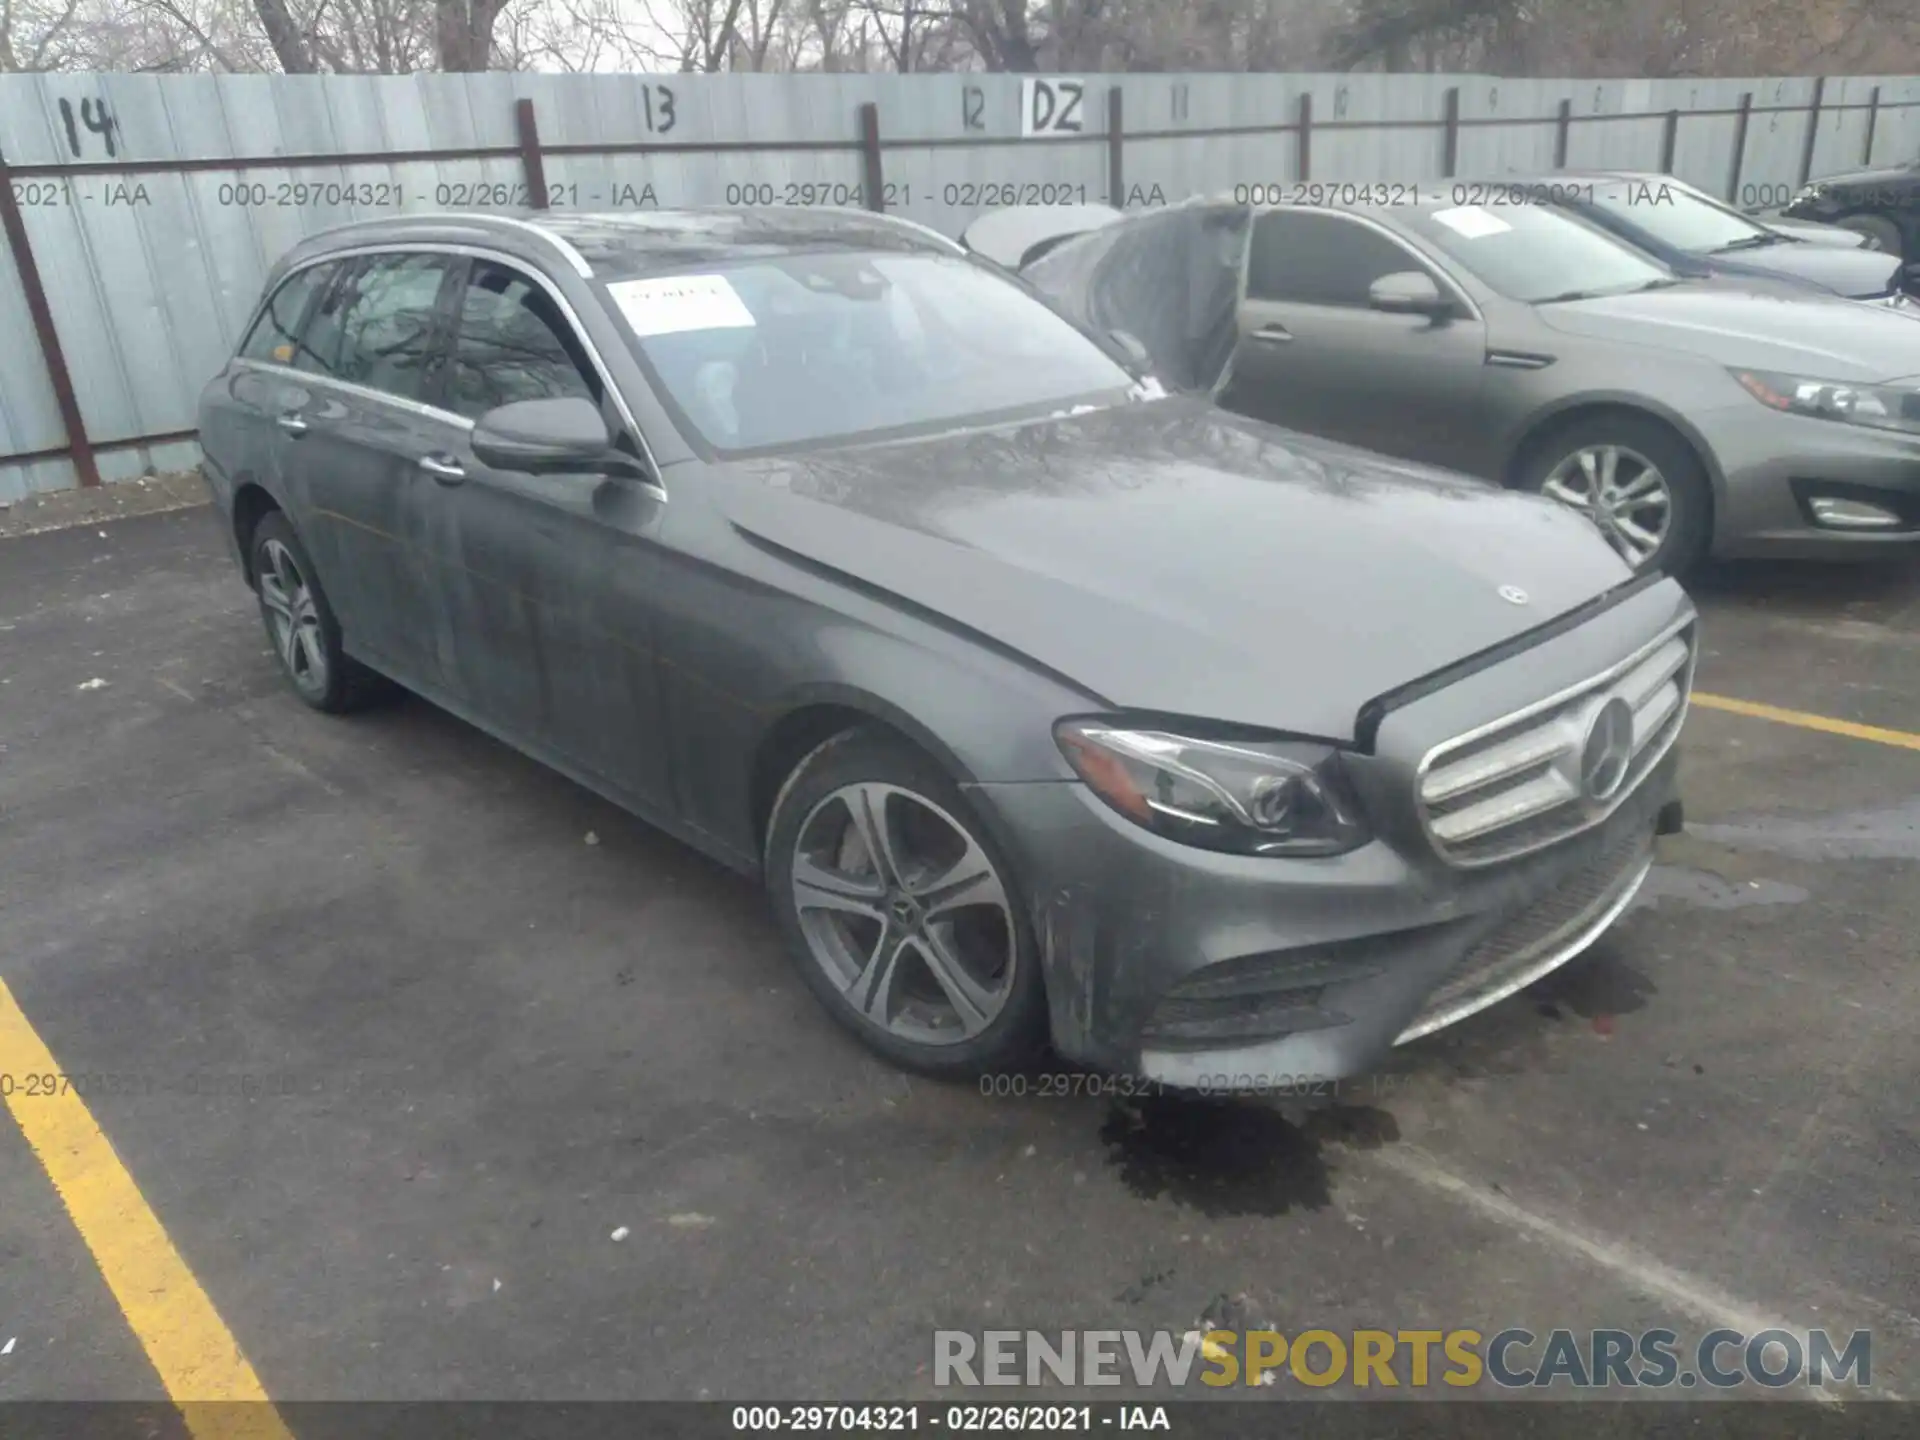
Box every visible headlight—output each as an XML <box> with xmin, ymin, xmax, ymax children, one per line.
<box><xmin>1054</xmin><ymin>720</ymin><xmax>1371</xmax><ymax>857</ymax></box>
<box><xmin>1732</xmin><ymin>368</ymin><xmax>1920</xmax><ymax>436</ymax></box>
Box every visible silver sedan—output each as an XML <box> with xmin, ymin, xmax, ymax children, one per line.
<box><xmin>1000</xmin><ymin>194</ymin><xmax>1920</xmax><ymax>573</ymax></box>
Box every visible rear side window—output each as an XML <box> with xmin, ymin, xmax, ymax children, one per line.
<box><xmin>238</xmin><ymin>266</ymin><xmax>331</xmax><ymax>365</ymax></box>
<box><xmin>443</xmin><ymin>261</ymin><xmax>600</xmax><ymax>421</ymax></box>
<box><xmin>1247</xmin><ymin>211</ymin><xmax>1432</xmax><ymax>307</ymax></box>
<box><xmin>295</xmin><ymin>254</ymin><xmax>454</xmax><ymax>402</ymax></box>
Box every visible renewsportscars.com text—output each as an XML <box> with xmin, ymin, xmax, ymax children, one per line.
<box><xmin>934</xmin><ymin>1327</ymin><xmax>1872</xmax><ymax>1391</ymax></box>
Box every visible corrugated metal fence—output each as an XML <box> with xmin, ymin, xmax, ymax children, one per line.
<box><xmin>2</xmin><ymin>70</ymin><xmax>1917</xmax><ymax>501</ymax></box>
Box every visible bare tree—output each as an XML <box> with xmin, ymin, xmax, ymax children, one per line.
<box><xmin>1</xmin><ymin>0</ymin><xmax>87</xmax><ymax>68</ymax></box>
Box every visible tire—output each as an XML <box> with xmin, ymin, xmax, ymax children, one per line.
<box><xmin>1838</xmin><ymin>213</ymin><xmax>1902</xmax><ymax>258</ymax></box>
<box><xmin>248</xmin><ymin>510</ymin><xmax>391</xmax><ymax>713</ymax></box>
<box><xmin>1514</xmin><ymin>413</ymin><xmax>1712</xmax><ymax>577</ymax></box>
<box><xmin>764</xmin><ymin>727</ymin><xmax>1049</xmax><ymax>1080</ymax></box>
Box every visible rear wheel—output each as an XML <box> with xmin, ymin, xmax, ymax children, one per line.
<box><xmin>249</xmin><ymin>511</ymin><xmax>390</xmax><ymax>713</ymax></box>
<box><xmin>1515</xmin><ymin>414</ymin><xmax>1712</xmax><ymax>577</ymax></box>
<box><xmin>764</xmin><ymin>728</ymin><xmax>1048</xmax><ymax>1080</ymax></box>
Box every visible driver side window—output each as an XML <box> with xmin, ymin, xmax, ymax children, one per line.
<box><xmin>1248</xmin><ymin>211</ymin><xmax>1438</xmax><ymax>307</ymax></box>
<box><xmin>444</xmin><ymin>261</ymin><xmax>601</xmax><ymax>422</ymax></box>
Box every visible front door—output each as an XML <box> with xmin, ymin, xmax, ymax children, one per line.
<box><xmin>420</xmin><ymin>256</ymin><xmax>675</xmax><ymax>815</ymax></box>
<box><xmin>276</xmin><ymin>252</ymin><xmax>463</xmax><ymax>689</ymax></box>
<box><xmin>1223</xmin><ymin>210</ymin><xmax>1494</xmax><ymax>477</ymax></box>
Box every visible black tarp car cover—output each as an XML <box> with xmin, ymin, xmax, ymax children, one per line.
<box><xmin>1015</xmin><ymin>198</ymin><xmax>1254</xmax><ymax>398</ymax></box>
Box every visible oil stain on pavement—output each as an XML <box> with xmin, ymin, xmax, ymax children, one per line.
<box><xmin>1097</xmin><ymin>1095</ymin><xmax>1399</xmax><ymax>1218</ymax></box>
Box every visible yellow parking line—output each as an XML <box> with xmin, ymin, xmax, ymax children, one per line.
<box><xmin>1692</xmin><ymin>692</ymin><xmax>1920</xmax><ymax>753</ymax></box>
<box><xmin>0</xmin><ymin>977</ymin><xmax>294</xmax><ymax>1440</ymax></box>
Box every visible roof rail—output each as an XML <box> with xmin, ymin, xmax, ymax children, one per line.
<box><xmin>455</xmin><ymin>212</ymin><xmax>595</xmax><ymax>277</ymax></box>
<box><xmin>290</xmin><ymin>210</ymin><xmax>594</xmax><ymax>278</ymax></box>
<box><xmin>790</xmin><ymin>204</ymin><xmax>966</xmax><ymax>256</ymax></box>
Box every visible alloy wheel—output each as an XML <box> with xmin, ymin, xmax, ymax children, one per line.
<box><xmin>789</xmin><ymin>782</ymin><xmax>1017</xmax><ymax>1047</ymax></box>
<box><xmin>1540</xmin><ymin>444</ymin><xmax>1673</xmax><ymax>569</ymax></box>
<box><xmin>257</xmin><ymin>538</ymin><xmax>329</xmax><ymax>699</ymax></box>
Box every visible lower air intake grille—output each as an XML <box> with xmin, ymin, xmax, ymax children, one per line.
<box><xmin>1396</xmin><ymin>824</ymin><xmax>1654</xmax><ymax>1045</ymax></box>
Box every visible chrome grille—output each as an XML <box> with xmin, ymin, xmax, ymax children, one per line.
<box><xmin>1396</xmin><ymin>825</ymin><xmax>1654</xmax><ymax>1045</ymax></box>
<box><xmin>1416</xmin><ymin>618</ymin><xmax>1694</xmax><ymax>867</ymax></box>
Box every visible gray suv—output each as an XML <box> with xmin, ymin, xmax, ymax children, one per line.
<box><xmin>198</xmin><ymin>208</ymin><xmax>1693</xmax><ymax>1090</ymax></box>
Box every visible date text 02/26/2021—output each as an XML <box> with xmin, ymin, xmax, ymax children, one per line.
<box><xmin>730</xmin><ymin>1406</ymin><xmax>1166</xmax><ymax>1433</ymax></box>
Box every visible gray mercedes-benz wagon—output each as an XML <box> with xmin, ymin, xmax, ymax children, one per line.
<box><xmin>198</xmin><ymin>208</ymin><xmax>1694</xmax><ymax>1090</ymax></box>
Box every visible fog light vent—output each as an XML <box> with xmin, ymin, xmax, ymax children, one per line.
<box><xmin>1809</xmin><ymin>495</ymin><xmax>1903</xmax><ymax>531</ymax></box>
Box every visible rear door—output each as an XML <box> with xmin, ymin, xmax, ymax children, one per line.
<box><xmin>277</xmin><ymin>252</ymin><xmax>464</xmax><ymax>689</ymax></box>
<box><xmin>204</xmin><ymin>262</ymin><xmax>335</xmax><ymax>535</ymax></box>
<box><xmin>420</xmin><ymin>256</ymin><xmax>674</xmax><ymax>813</ymax></box>
<box><xmin>1224</xmin><ymin>210</ymin><xmax>1493</xmax><ymax>475</ymax></box>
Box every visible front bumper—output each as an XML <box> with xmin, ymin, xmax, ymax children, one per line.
<box><xmin>975</xmin><ymin>757</ymin><xmax>1679</xmax><ymax>1089</ymax></box>
<box><xmin>1697</xmin><ymin>401</ymin><xmax>1920</xmax><ymax>558</ymax></box>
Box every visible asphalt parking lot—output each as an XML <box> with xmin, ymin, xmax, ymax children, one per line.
<box><xmin>1</xmin><ymin>502</ymin><xmax>1917</xmax><ymax>1412</ymax></box>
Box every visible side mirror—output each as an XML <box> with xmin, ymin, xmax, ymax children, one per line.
<box><xmin>1368</xmin><ymin>270</ymin><xmax>1451</xmax><ymax>317</ymax></box>
<box><xmin>471</xmin><ymin>397</ymin><xmax>640</xmax><ymax>478</ymax></box>
<box><xmin>1108</xmin><ymin>328</ymin><xmax>1153</xmax><ymax>371</ymax></box>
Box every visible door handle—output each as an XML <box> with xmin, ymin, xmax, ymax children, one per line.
<box><xmin>418</xmin><ymin>453</ymin><xmax>467</xmax><ymax>485</ymax></box>
<box><xmin>275</xmin><ymin>413</ymin><xmax>310</xmax><ymax>436</ymax></box>
<box><xmin>1249</xmin><ymin>324</ymin><xmax>1293</xmax><ymax>345</ymax></box>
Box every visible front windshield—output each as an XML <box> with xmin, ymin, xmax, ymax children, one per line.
<box><xmin>1586</xmin><ymin>179</ymin><xmax>1768</xmax><ymax>252</ymax></box>
<box><xmin>604</xmin><ymin>251</ymin><xmax>1136</xmax><ymax>455</ymax></box>
<box><xmin>1400</xmin><ymin>202</ymin><xmax>1673</xmax><ymax>303</ymax></box>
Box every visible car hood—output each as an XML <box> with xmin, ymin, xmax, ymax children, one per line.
<box><xmin>1535</xmin><ymin>284</ymin><xmax>1920</xmax><ymax>379</ymax></box>
<box><xmin>959</xmin><ymin>204</ymin><xmax>1124</xmax><ymax>270</ymax></box>
<box><xmin>1762</xmin><ymin>218</ymin><xmax>1870</xmax><ymax>249</ymax></box>
<box><xmin>1802</xmin><ymin>164</ymin><xmax>1917</xmax><ymax>194</ymax></box>
<box><xmin>711</xmin><ymin>398</ymin><xmax>1633</xmax><ymax>741</ymax></box>
<box><xmin>1706</xmin><ymin>241</ymin><xmax>1899</xmax><ymax>297</ymax></box>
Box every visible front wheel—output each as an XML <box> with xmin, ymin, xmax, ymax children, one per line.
<box><xmin>1515</xmin><ymin>415</ymin><xmax>1712</xmax><ymax>577</ymax></box>
<box><xmin>764</xmin><ymin>728</ymin><xmax>1049</xmax><ymax>1080</ymax></box>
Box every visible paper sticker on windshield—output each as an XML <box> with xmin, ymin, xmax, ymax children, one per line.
<box><xmin>1430</xmin><ymin>205</ymin><xmax>1512</xmax><ymax>239</ymax></box>
<box><xmin>608</xmin><ymin>274</ymin><xmax>756</xmax><ymax>337</ymax></box>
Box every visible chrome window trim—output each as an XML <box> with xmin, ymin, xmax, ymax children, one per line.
<box><xmin>1412</xmin><ymin>609</ymin><xmax>1697</xmax><ymax>866</ymax></box>
<box><xmin>231</xmin><ymin>241</ymin><xmax>665</xmax><ymax>500</ymax></box>
<box><xmin>230</xmin><ymin>355</ymin><xmax>477</xmax><ymax>431</ymax></box>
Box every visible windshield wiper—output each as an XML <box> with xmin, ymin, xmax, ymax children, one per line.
<box><xmin>1537</xmin><ymin>277</ymin><xmax>1678</xmax><ymax>304</ymax></box>
<box><xmin>1711</xmin><ymin>233</ymin><xmax>1787</xmax><ymax>253</ymax></box>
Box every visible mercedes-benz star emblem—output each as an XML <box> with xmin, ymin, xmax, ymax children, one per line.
<box><xmin>1498</xmin><ymin>585</ymin><xmax>1530</xmax><ymax>606</ymax></box>
<box><xmin>1579</xmin><ymin>696</ymin><xmax>1636</xmax><ymax>803</ymax></box>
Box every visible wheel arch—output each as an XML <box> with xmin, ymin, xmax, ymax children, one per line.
<box><xmin>747</xmin><ymin>686</ymin><xmax>983</xmax><ymax>860</ymax></box>
<box><xmin>1502</xmin><ymin>394</ymin><xmax>1726</xmax><ymax>511</ymax></box>
<box><xmin>230</xmin><ymin>478</ymin><xmax>288</xmax><ymax>587</ymax></box>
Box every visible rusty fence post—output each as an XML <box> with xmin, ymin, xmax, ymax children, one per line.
<box><xmin>1660</xmin><ymin>110</ymin><xmax>1680</xmax><ymax>174</ymax></box>
<box><xmin>0</xmin><ymin>147</ymin><xmax>100</xmax><ymax>489</ymax></box>
<box><xmin>1865</xmin><ymin>84</ymin><xmax>1881</xmax><ymax>166</ymax></box>
<box><xmin>1297</xmin><ymin>92</ymin><xmax>1313</xmax><ymax>183</ymax></box>
<box><xmin>1797</xmin><ymin>76</ymin><xmax>1827</xmax><ymax>190</ymax></box>
<box><xmin>1726</xmin><ymin>92</ymin><xmax>1752</xmax><ymax>205</ymax></box>
<box><xmin>1441</xmin><ymin>86</ymin><xmax>1461</xmax><ymax>178</ymax></box>
<box><xmin>859</xmin><ymin>102</ymin><xmax>885</xmax><ymax>213</ymax></box>
<box><xmin>1107</xmin><ymin>86</ymin><xmax>1124</xmax><ymax>205</ymax></box>
<box><xmin>1554</xmin><ymin>98</ymin><xmax>1571</xmax><ymax>169</ymax></box>
<box><xmin>515</xmin><ymin>98</ymin><xmax>549</xmax><ymax>209</ymax></box>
